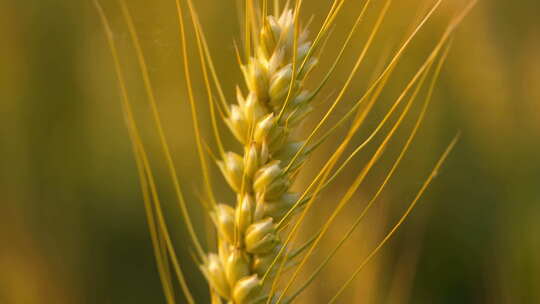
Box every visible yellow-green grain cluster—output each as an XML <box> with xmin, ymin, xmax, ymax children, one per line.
<box><xmin>202</xmin><ymin>9</ymin><xmax>317</xmax><ymax>304</ymax></box>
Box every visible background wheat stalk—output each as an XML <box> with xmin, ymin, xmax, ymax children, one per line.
<box><xmin>94</xmin><ymin>0</ymin><xmax>477</xmax><ymax>303</ymax></box>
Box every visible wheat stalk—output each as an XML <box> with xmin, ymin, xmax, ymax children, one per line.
<box><xmin>94</xmin><ymin>0</ymin><xmax>478</xmax><ymax>303</ymax></box>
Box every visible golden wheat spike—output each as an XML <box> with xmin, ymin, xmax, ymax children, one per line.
<box><xmin>99</xmin><ymin>0</ymin><xmax>479</xmax><ymax>302</ymax></box>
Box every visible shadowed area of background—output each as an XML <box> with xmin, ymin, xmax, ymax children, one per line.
<box><xmin>1</xmin><ymin>0</ymin><xmax>539</xmax><ymax>303</ymax></box>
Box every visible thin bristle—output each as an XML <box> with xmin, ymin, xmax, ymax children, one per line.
<box><xmin>328</xmin><ymin>132</ymin><xmax>461</xmax><ymax>303</ymax></box>
<box><xmin>285</xmin><ymin>0</ymin><xmax>442</xmax><ymax>173</ymax></box>
<box><xmin>118</xmin><ymin>0</ymin><xmax>206</xmax><ymax>261</ymax></box>
<box><xmin>285</xmin><ymin>44</ymin><xmax>452</xmax><ymax>303</ymax></box>
<box><xmin>184</xmin><ymin>0</ymin><xmax>226</xmax><ymax>157</ymax></box>
<box><xmin>93</xmin><ymin>2</ymin><xmax>177</xmax><ymax>302</ymax></box>
<box><xmin>173</xmin><ymin>0</ymin><xmax>217</xmax><ymax>210</ymax></box>
<box><xmin>94</xmin><ymin>1</ymin><xmax>197</xmax><ymax>302</ymax></box>
<box><xmin>274</xmin><ymin>6</ymin><xmax>469</xmax><ymax>298</ymax></box>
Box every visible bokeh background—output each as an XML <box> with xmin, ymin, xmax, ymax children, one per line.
<box><xmin>1</xmin><ymin>0</ymin><xmax>539</xmax><ymax>303</ymax></box>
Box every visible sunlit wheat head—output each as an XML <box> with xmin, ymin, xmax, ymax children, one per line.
<box><xmin>94</xmin><ymin>0</ymin><xmax>477</xmax><ymax>303</ymax></box>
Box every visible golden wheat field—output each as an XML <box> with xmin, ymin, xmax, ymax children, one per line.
<box><xmin>1</xmin><ymin>0</ymin><xmax>539</xmax><ymax>303</ymax></box>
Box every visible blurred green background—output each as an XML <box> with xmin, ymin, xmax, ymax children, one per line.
<box><xmin>1</xmin><ymin>0</ymin><xmax>539</xmax><ymax>303</ymax></box>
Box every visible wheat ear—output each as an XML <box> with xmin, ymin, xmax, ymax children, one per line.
<box><xmin>201</xmin><ymin>7</ymin><xmax>318</xmax><ymax>304</ymax></box>
<box><xmin>94</xmin><ymin>0</ymin><xmax>478</xmax><ymax>302</ymax></box>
